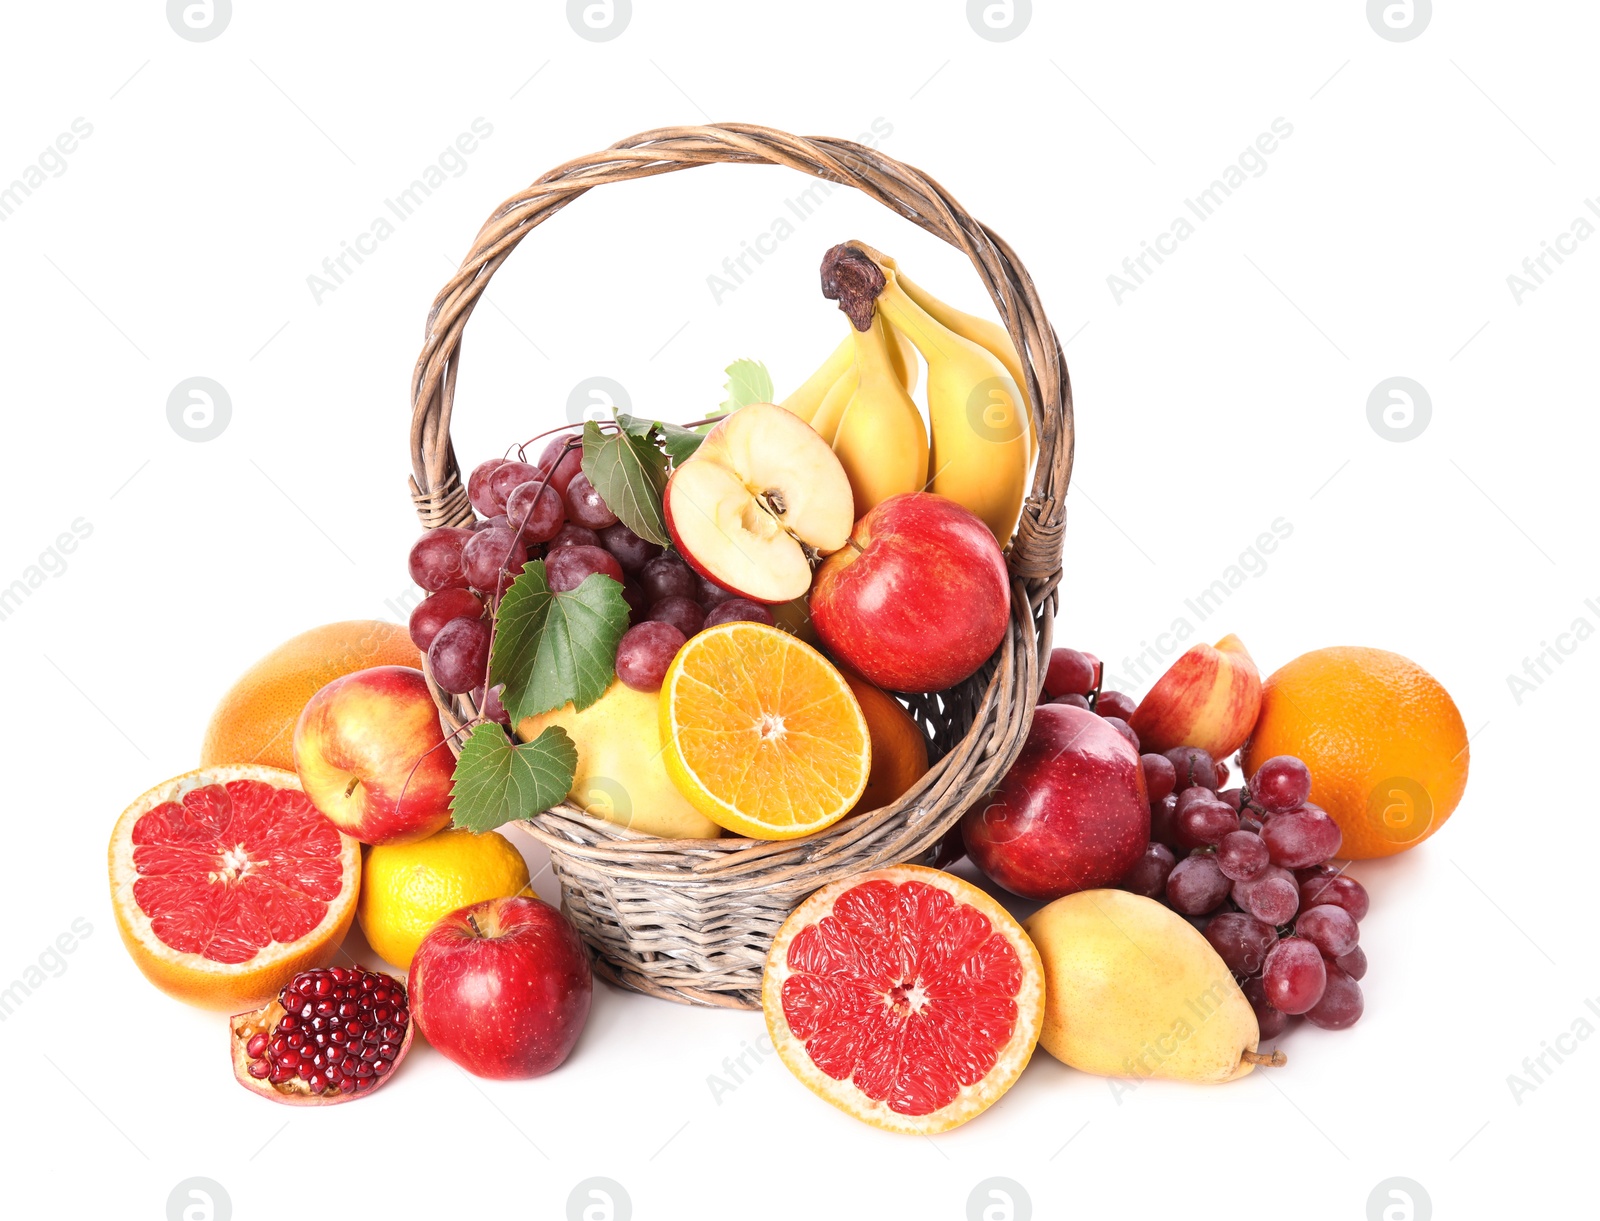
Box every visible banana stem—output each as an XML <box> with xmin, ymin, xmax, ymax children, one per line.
<box><xmin>820</xmin><ymin>244</ymin><xmax>887</xmax><ymax>330</ymax></box>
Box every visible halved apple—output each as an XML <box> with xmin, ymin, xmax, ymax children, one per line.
<box><xmin>664</xmin><ymin>402</ymin><xmax>854</xmax><ymax>603</ymax></box>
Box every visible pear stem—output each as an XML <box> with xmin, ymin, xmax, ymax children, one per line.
<box><xmin>1241</xmin><ymin>1049</ymin><xmax>1287</xmax><ymax>1067</ymax></box>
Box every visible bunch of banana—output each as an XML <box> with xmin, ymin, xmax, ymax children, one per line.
<box><xmin>781</xmin><ymin>243</ymin><xmax>1035</xmax><ymax>541</ymax></box>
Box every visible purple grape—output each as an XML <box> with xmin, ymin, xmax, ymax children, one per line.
<box><xmin>1303</xmin><ymin>964</ymin><xmax>1362</xmax><ymax>1030</ymax></box>
<box><xmin>461</xmin><ymin>527</ymin><xmax>528</xmax><ymax>592</ymax></box>
<box><xmin>1241</xmin><ymin>975</ymin><xmax>1290</xmax><ymax>1040</ymax></box>
<box><xmin>428</xmin><ymin>616</ymin><xmax>491</xmax><ymax>695</ymax></box>
<box><xmin>1262</xmin><ymin>806</ymin><xmax>1343</xmax><ymax>868</ymax></box>
<box><xmin>1102</xmin><ymin>716</ymin><xmax>1141</xmax><ymax>752</ymax></box>
<box><xmin>485</xmin><ymin>461</ymin><xmax>541</xmax><ymax>517</ymax></box>
<box><xmin>1165</xmin><ymin>855</ymin><xmax>1231</xmax><ymax>915</ymax></box>
<box><xmin>1149</xmin><ymin>794</ymin><xmax>1181</xmax><ymax>853</ymax></box>
<box><xmin>564</xmin><ymin>472</ymin><xmax>618</xmax><ymax>529</ymax></box>
<box><xmin>1097</xmin><ymin>690</ymin><xmax>1137</xmax><ymax>721</ymax></box>
<box><xmin>545</xmin><ymin>545</ymin><xmax>624</xmax><ymax>593</ymax></box>
<box><xmin>1165</xmin><ymin>746</ymin><xmax>1218</xmax><ymax>793</ymax></box>
<box><xmin>1204</xmin><ymin>912</ymin><xmax>1279</xmax><ymax>979</ymax></box>
<box><xmin>615</xmin><ymin>621</ymin><xmax>687</xmax><ymax>692</ymax></box>
<box><xmin>704</xmin><ymin>598</ymin><xmax>775</xmax><ymax>628</ymax></box>
<box><xmin>535</xmin><ymin>435</ymin><xmax>584</xmax><ymax>497</ymax></box>
<box><xmin>1177</xmin><ymin>800</ymin><xmax>1240</xmax><ymax>849</ymax></box>
<box><xmin>598</xmin><ymin>521</ymin><xmax>663</xmax><ymax>574</ymax></box>
<box><xmin>1232</xmin><ymin>866</ymin><xmax>1299</xmax><ymax>926</ymax></box>
<box><xmin>1216</xmin><ymin>830</ymin><xmax>1270</xmax><ymax>882</ymax></box>
<box><xmin>1044</xmin><ymin>648</ymin><xmax>1097</xmax><ymax>698</ymax></box>
<box><xmin>1334</xmin><ymin>945</ymin><xmax>1367</xmax><ymax>981</ymax></box>
<box><xmin>467</xmin><ymin>459</ymin><xmax>508</xmax><ymax>518</ymax></box>
<box><xmin>1218</xmin><ymin>787</ymin><xmax>1246</xmax><ymax>811</ymax></box>
<box><xmin>1141</xmin><ymin>754</ymin><xmax>1177</xmax><ymax>802</ymax></box>
<box><xmin>647</xmin><ymin>595</ymin><xmax>705</xmax><ymax>638</ymax></box>
<box><xmin>409</xmin><ymin>588</ymin><xmax>484</xmax><ymax>653</ymax></box>
<box><xmin>408</xmin><ymin>527</ymin><xmax>474</xmax><ymax>592</ymax></box>
<box><xmin>621</xmin><ymin>580</ymin><xmax>648</xmax><ymax>624</ymax></box>
<box><xmin>639</xmin><ymin>555</ymin><xmax>697</xmax><ymax>604</ymax></box>
<box><xmin>1261</xmin><ymin>937</ymin><xmax>1326</xmax><ymax>1015</ymax></box>
<box><xmin>1051</xmin><ymin>693</ymin><xmax>1091</xmax><ymax>710</ymax></box>
<box><xmin>1119</xmin><ymin>842</ymin><xmax>1177</xmax><ymax>899</ymax></box>
<box><xmin>478</xmin><ymin>683</ymin><xmax>511</xmax><ymax>727</ymax></box>
<box><xmin>1299</xmin><ymin>872</ymin><xmax>1369</xmax><ymax>922</ymax></box>
<box><xmin>506</xmin><ymin>479</ymin><xmax>566</xmax><ymax>544</ymax></box>
<box><xmin>695</xmin><ymin>573</ymin><xmax>738</xmax><ymax>608</ymax></box>
<box><xmin>1295</xmin><ymin>904</ymin><xmax>1359</xmax><ymax>959</ymax></box>
<box><xmin>1248</xmin><ymin>754</ymin><xmax>1312</xmax><ymax>814</ymax></box>
<box><xmin>1175</xmin><ymin>786</ymin><xmax>1219</xmax><ymax>816</ymax></box>
<box><xmin>548</xmin><ymin>524</ymin><xmax>601</xmax><ymax>551</ymax></box>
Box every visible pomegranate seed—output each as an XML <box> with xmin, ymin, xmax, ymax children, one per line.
<box><xmin>372</xmin><ymin>1059</ymin><xmax>391</xmax><ymax>1076</ymax></box>
<box><xmin>246</xmin><ymin>1033</ymin><xmax>269</xmax><ymax>1058</ymax></box>
<box><xmin>242</xmin><ymin>967</ymin><xmax>408</xmax><ymax>1099</ymax></box>
<box><xmin>268</xmin><ymin>1062</ymin><xmax>297</xmax><ymax>1086</ymax></box>
<box><xmin>248</xmin><ymin>1058</ymin><xmax>270</xmax><ymax>1079</ymax></box>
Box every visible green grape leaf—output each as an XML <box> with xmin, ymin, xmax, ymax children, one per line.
<box><xmin>717</xmin><ymin>358</ymin><xmax>774</xmax><ymax>416</ymax></box>
<box><xmin>613</xmin><ymin>413</ymin><xmax>659</xmax><ymax>440</ymax></box>
<box><xmin>491</xmin><ymin>561</ymin><xmax>630</xmax><ymax>721</ymax></box>
<box><xmin>659</xmin><ymin>421</ymin><xmax>708</xmax><ymax>465</ymax></box>
<box><xmin>450</xmin><ymin>723</ymin><xmax>577</xmax><ymax>833</ymax></box>
<box><xmin>580</xmin><ymin>420</ymin><xmax>670</xmax><ymax>545</ymax></box>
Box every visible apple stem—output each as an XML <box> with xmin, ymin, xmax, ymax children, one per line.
<box><xmin>344</xmin><ymin>776</ymin><xmax>361</xmax><ymax>799</ymax></box>
<box><xmin>1241</xmin><ymin>1049</ymin><xmax>1287</xmax><ymax>1068</ymax></box>
<box><xmin>466</xmin><ymin>913</ymin><xmax>483</xmax><ymax>938</ymax></box>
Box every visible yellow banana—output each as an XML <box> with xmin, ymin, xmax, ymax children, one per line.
<box><xmin>874</xmin><ymin>267</ymin><xmax>1028</xmax><ymax>543</ymax></box>
<box><xmin>810</xmin><ymin>364</ymin><xmax>857</xmax><ymax>445</ymax></box>
<box><xmin>780</xmin><ymin>334</ymin><xmax>852</xmax><ymax>426</ymax></box>
<box><xmin>784</xmin><ymin>321</ymin><xmax>918</xmax><ymax>446</ymax></box>
<box><xmin>830</xmin><ymin>311</ymin><xmax>929</xmax><ymax>516</ymax></box>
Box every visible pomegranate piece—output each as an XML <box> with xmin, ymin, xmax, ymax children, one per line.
<box><xmin>230</xmin><ymin>966</ymin><xmax>412</xmax><ymax>1105</ymax></box>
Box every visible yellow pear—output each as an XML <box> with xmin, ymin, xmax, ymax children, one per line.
<box><xmin>517</xmin><ymin>680</ymin><xmax>722</xmax><ymax>839</ymax></box>
<box><xmin>1024</xmin><ymin>889</ymin><xmax>1270</xmax><ymax>1084</ymax></box>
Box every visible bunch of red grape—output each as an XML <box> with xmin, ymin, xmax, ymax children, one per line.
<box><xmin>1043</xmin><ymin>646</ymin><xmax>1368</xmax><ymax>1041</ymax></box>
<box><xmin>405</xmin><ymin>433</ymin><xmax>774</xmax><ymax>713</ymax></box>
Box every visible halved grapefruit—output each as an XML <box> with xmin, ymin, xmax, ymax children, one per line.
<box><xmin>109</xmin><ymin>765</ymin><xmax>361</xmax><ymax>1010</ymax></box>
<box><xmin>763</xmin><ymin>865</ymin><xmax>1043</xmax><ymax>1133</ymax></box>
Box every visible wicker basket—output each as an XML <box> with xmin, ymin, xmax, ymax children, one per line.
<box><xmin>407</xmin><ymin>123</ymin><xmax>1074</xmax><ymax>1009</ymax></box>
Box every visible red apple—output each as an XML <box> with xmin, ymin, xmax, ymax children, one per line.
<box><xmin>665</xmin><ymin>401</ymin><xmax>854</xmax><ymax>604</ymax></box>
<box><xmin>408</xmin><ymin>896</ymin><xmax>592</xmax><ymax>1080</ymax></box>
<box><xmin>809</xmin><ymin>492</ymin><xmax>1010</xmax><ymax>693</ymax></box>
<box><xmin>1128</xmin><ymin>634</ymin><xmax>1262</xmax><ymax>757</ymax></box>
<box><xmin>961</xmin><ymin>704</ymin><xmax>1150</xmax><ymax>901</ymax></box>
<box><xmin>293</xmin><ymin>665</ymin><xmax>454</xmax><ymax>845</ymax></box>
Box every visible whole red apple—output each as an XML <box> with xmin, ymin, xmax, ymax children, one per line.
<box><xmin>408</xmin><ymin>895</ymin><xmax>592</xmax><ymax>1080</ymax></box>
<box><xmin>961</xmin><ymin>704</ymin><xmax>1150</xmax><ymax>900</ymax></box>
<box><xmin>293</xmin><ymin>665</ymin><xmax>454</xmax><ymax>845</ymax></box>
<box><xmin>809</xmin><ymin>492</ymin><xmax>1010</xmax><ymax>693</ymax></box>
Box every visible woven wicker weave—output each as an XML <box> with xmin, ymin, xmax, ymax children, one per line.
<box><xmin>407</xmin><ymin>123</ymin><xmax>1074</xmax><ymax>1009</ymax></box>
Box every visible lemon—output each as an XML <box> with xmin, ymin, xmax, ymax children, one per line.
<box><xmin>356</xmin><ymin>828</ymin><xmax>531</xmax><ymax>969</ymax></box>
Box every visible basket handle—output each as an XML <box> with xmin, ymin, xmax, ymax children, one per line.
<box><xmin>407</xmin><ymin>122</ymin><xmax>1072</xmax><ymax>591</ymax></box>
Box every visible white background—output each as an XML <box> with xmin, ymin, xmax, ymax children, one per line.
<box><xmin>1</xmin><ymin>3</ymin><xmax>1593</xmax><ymax>1218</ymax></box>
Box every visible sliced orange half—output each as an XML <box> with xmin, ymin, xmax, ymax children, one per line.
<box><xmin>109</xmin><ymin>765</ymin><xmax>361</xmax><ymax>1010</ymax></box>
<box><xmin>659</xmin><ymin>622</ymin><xmax>870</xmax><ymax>840</ymax></box>
<box><xmin>763</xmin><ymin>865</ymin><xmax>1044</xmax><ymax>1134</ymax></box>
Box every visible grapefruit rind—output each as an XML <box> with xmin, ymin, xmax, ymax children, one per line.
<box><xmin>762</xmin><ymin>864</ymin><xmax>1044</xmax><ymax>1134</ymax></box>
<box><xmin>108</xmin><ymin>765</ymin><xmax>361</xmax><ymax>1010</ymax></box>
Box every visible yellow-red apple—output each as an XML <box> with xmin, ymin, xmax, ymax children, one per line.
<box><xmin>1128</xmin><ymin>635</ymin><xmax>1262</xmax><ymax>757</ymax></box>
<box><xmin>293</xmin><ymin>666</ymin><xmax>455</xmax><ymax>845</ymax></box>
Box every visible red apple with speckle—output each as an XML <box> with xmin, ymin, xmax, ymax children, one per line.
<box><xmin>961</xmin><ymin>703</ymin><xmax>1150</xmax><ymax>901</ymax></box>
<box><xmin>408</xmin><ymin>895</ymin><xmax>592</xmax><ymax>1080</ymax></box>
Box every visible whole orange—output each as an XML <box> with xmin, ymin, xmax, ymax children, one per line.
<box><xmin>200</xmin><ymin>621</ymin><xmax>421</xmax><ymax>771</ymax></box>
<box><xmin>1243</xmin><ymin>646</ymin><xmax>1468</xmax><ymax>859</ymax></box>
<box><xmin>839</xmin><ymin>669</ymin><xmax>931</xmax><ymax>815</ymax></box>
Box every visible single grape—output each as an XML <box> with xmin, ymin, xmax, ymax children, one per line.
<box><xmin>1149</xmin><ymin>794</ymin><xmax>1182</xmax><ymax>854</ymax></box>
<box><xmin>1165</xmin><ymin>855</ymin><xmax>1231</xmax><ymax>915</ymax></box>
<box><xmin>1299</xmin><ymin>872</ymin><xmax>1369</xmax><ymax>922</ymax></box>
<box><xmin>545</xmin><ymin>545</ymin><xmax>624</xmax><ymax>593</ymax></box>
<box><xmin>1296</xmin><ymin>862</ymin><xmax>1338</xmax><ymax>883</ymax></box>
<box><xmin>1241</xmin><ymin>975</ymin><xmax>1290</xmax><ymax>1040</ymax></box>
<box><xmin>598</xmin><ymin>521</ymin><xmax>663</xmax><ymax>573</ymax></box>
<box><xmin>1232</xmin><ymin>866</ymin><xmax>1299</xmax><ymax>925</ymax></box>
<box><xmin>1175</xmin><ymin>785</ymin><xmax>1219</xmax><ymax>816</ymax></box>
<box><xmin>486</xmin><ymin>461</ymin><xmax>542</xmax><ymax>516</ymax></box>
<box><xmin>549</xmin><ymin>524</ymin><xmax>601</xmax><ymax>551</ymax></box>
<box><xmin>477</xmin><ymin>683</ymin><xmax>511</xmax><ymax>727</ymax></box>
<box><xmin>1177</xmin><ymin>800</ymin><xmax>1240</xmax><ymax>849</ymax></box>
<box><xmin>1204</xmin><ymin>912</ymin><xmax>1279</xmax><ymax>979</ymax></box>
<box><xmin>1216</xmin><ymin>829</ymin><xmax>1270</xmax><ymax>882</ymax></box>
<box><xmin>505</xmin><ymin>479</ymin><xmax>566</xmax><ymax>544</ymax></box>
<box><xmin>462</xmin><ymin>527</ymin><xmax>528</xmax><ymax>592</ymax></box>
<box><xmin>564</xmin><ymin>472</ymin><xmax>619</xmax><ymax>529</ymax></box>
<box><xmin>1051</xmin><ymin>693</ymin><xmax>1091</xmax><ymax>710</ymax></box>
<box><xmin>704</xmin><ymin>598</ymin><xmax>775</xmax><ymax>628</ymax></box>
<box><xmin>1334</xmin><ymin>945</ymin><xmax>1367</xmax><ymax>981</ymax></box>
<box><xmin>1303</xmin><ymin>964</ymin><xmax>1363</xmax><ymax>1030</ymax></box>
<box><xmin>1044</xmin><ymin>648</ymin><xmax>1097</xmax><ymax>698</ymax></box>
<box><xmin>1141</xmin><ymin>753</ymin><xmax>1177</xmax><ymax>802</ymax></box>
<box><xmin>428</xmin><ymin>616</ymin><xmax>491</xmax><ymax>695</ymax></box>
<box><xmin>695</xmin><ymin>573</ymin><xmax>738</xmax><ymax>608</ymax></box>
<box><xmin>408</xmin><ymin>527</ymin><xmax>474</xmax><ymax>592</ymax></box>
<box><xmin>1248</xmin><ymin>755</ymin><xmax>1313</xmax><ymax>814</ymax></box>
<box><xmin>615</xmin><ymin>621</ymin><xmax>688</xmax><ymax>692</ymax></box>
<box><xmin>1239</xmin><ymin>811</ymin><xmax>1264</xmax><ymax>835</ymax></box>
<box><xmin>1097</xmin><ymin>690</ymin><xmax>1137</xmax><ymax>721</ymax></box>
<box><xmin>467</xmin><ymin>459</ymin><xmax>508</xmax><ymax>517</ymax></box>
<box><xmin>535</xmin><ymin>435</ymin><xmax>584</xmax><ymax>497</ymax></box>
<box><xmin>1261</xmin><ymin>937</ymin><xmax>1326</xmax><ymax>1015</ymax></box>
<box><xmin>1102</xmin><ymin>715</ymin><xmax>1141</xmax><ymax>752</ymax></box>
<box><xmin>409</xmin><ymin>588</ymin><xmax>484</xmax><ymax>652</ymax></box>
<box><xmin>1262</xmin><ymin>806</ymin><xmax>1343</xmax><ymax>868</ymax></box>
<box><xmin>639</xmin><ymin>554</ymin><xmax>697</xmax><ymax>604</ymax></box>
<box><xmin>1119</xmin><ymin>842</ymin><xmax>1177</xmax><ymax>899</ymax></box>
<box><xmin>1296</xmin><ymin>904</ymin><xmax>1359</xmax><ymax>959</ymax></box>
<box><xmin>647</xmin><ymin>595</ymin><xmax>705</xmax><ymax>638</ymax></box>
<box><xmin>1217</xmin><ymin>787</ymin><xmax>1246</xmax><ymax>811</ymax></box>
<box><xmin>1165</xmin><ymin>746</ymin><xmax>1218</xmax><ymax>793</ymax></box>
<box><xmin>1212</xmin><ymin>760</ymin><xmax>1230</xmax><ymax>789</ymax></box>
<box><xmin>621</xmin><ymin>580</ymin><xmax>648</xmax><ymax>624</ymax></box>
